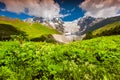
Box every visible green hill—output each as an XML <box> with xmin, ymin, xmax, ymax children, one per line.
<box><xmin>0</xmin><ymin>16</ymin><xmax>59</xmax><ymax>40</ymax></box>
<box><xmin>92</xmin><ymin>21</ymin><xmax>120</xmax><ymax>36</ymax></box>
<box><xmin>0</xmin><ymin>35</ymin><xmax>120</xmax><ymax>80</ymax></box>
<box><xmin>84</xmin><ymin>15</ymin><xmax>120</xmax><ymax>34</ymax></box>
<box><xmin>84</xmin><ymin>21</ymin><xmax>120</xmax><ymax>39</ymax></box>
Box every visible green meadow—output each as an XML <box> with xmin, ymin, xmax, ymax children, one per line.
<box><xmin>0</xmin><ymin>35</ymin><xmax>120</xmax><ymax>80</ymax></box>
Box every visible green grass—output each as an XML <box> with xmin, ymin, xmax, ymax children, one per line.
<box><xmin>0</xmin><ymin>16</ymin><xmax>59</xmax><ymax>39</ymax></box>
<box><xmin>0</xmin><ymin>35</ymin><xmax>120</xmax><ymax>80</ymax></box>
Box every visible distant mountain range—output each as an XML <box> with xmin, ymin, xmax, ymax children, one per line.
<box><xmin>25</xmin><ymin>16</ymin><xmax>104</xmax><ymax>35</ymax></box>
<box><xmin>24</xmin><ymin>15</ymin><xmax>120</xmax><ymax>42</ymax></box>
<box><xmin>1</xmin><ymin>15</ymin><xmax>119</xmax><ymax>43</ymax></box>
<box><xmin>82</xmin><ymin>16</ymin><xmax>120</xmax><ymax>34</ymax></box>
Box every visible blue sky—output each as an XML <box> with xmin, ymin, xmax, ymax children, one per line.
<box><xmin>0</xmin><ymin>0</ymin><xmax>85</xmax><ymax>21</ymax></box>
<box><xmin>54</xmin><ymin>0</ymin><xmax>85</xmax><ymax>21</ymax></box>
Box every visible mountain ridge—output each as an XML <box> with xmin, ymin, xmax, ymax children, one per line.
<box><xmin>1</xmin><ymin>15</ymin><xmax>120</xmax><ymax>42</ymax></box>
<box><xmin>24</xmin><ymin>15</ymin><xmax>120</xmax><ymax>42</ymax></box>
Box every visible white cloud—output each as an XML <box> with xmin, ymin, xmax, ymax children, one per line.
<box><xmin>60</xmin><ymin>13</ymin><xmax>71</xmax><ymax>18</ymax></box>
<box><xmin>80</xmin><ymin>0</ymin><xmax>120</xmax><ymax>18</ymax></box>
<box><xmin>71</xmin><ymin>8</ymin><xmax>75</xmax><ymax>12</ymax></box>
<box><xmin>1</xmin><ymin>9</ymin><xmax>6</xmax><ymax>11</ymax></box>
<box><xmin>0</xmin><ymin>0</ymin><xmax>61</xmax><ymax>19</ymax></box>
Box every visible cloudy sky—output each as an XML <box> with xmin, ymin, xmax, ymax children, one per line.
<box><xmin>0</xmin><ymin>0</ymin><xmax>120</xmax><ymax>21</ymax></box>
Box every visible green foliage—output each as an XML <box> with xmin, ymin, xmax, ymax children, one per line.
<box><xmin>0</xmin><ymin>35</ymin><xmax>120</xmax><ymax>80</ymax></box>
<box><xmin>83</xmin><ymin>31</ymin><xmax>93</xmax><ymax>39</ymax></box>
<box><xmin>30</xmin><ymin>34</ymin><xmax>57</xmax><ymax>43</ymax></box>
<box><xmin>10</xmin><ymin>34</ymin><xmax>28</xmax><ymax>41</ymax></box>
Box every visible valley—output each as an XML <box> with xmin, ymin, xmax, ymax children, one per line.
<box><xmin>0</xmin><ymin>14</ymin><xmax>120</xmax><ymax>80</ymax></box>
<box><xmin>0</xmin><ymin>0</ymin><xmax>120</xmax><ymax>80</ymax></box>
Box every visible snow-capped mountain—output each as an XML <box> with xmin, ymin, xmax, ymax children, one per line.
<box><xmin>24</xmin><ymin>17</ymin><xmax>64</xmax><ymax>33</ymax></box>
<box><xmin>33</xmin><ymin>17</ymin><xmax>64</xmax><ymax>33</ymax></box>
<box><xmin>77</xmin><ymin>16</ymin><xmax>104</xmax><ymax>34</ymax></box>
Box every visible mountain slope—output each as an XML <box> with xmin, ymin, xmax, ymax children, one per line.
<box><xmin>26</xmin><ymin>17</ymin><xmax>64</xmax><ymax>33</ymax></box>
<box><xmin>84</xmin><ymin>21</ymin><xmax>120</xmax><ymax>39</ymax></box>
<box><xmin>83</xmin><ymin>16</ymin><xmax>120</xmax><ymax>34</ymax></box>
<box><xmin>0</xmin><ymin>16</ymin><xmax>59</xmax><ymax>40</ymax></box>
<box><xmin>77</xmin><ymin>16</ymin><xmax>104</xmax><ymax>34</ymax></box>
<box><xmin>92</xmin><ymin>21</ymin><xmax>120</xmax><ymax>36</ymax></box>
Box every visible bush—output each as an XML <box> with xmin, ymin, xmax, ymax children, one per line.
<box><xmin>83</xmin><ymin>31</ymin><xmax>93</xmax><ymax>39</ymax></box>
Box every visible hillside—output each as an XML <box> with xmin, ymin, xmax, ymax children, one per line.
<box><xmin>82</xmin><ymin>16</ymin><xmax>120</xmax><ymax>34</ymax></box>
<box><xmin>92</xmin><ymin>21</ymin><xmax>120</xmax><ymax>36</ymax></box>
<box><xmin>0</xmin><ymin>16</ymin><xmax>59</xmax><ymax>40</ymax></box>
<box><xmin>84</xmin><ymin>21</ymin><xmax>120</xmax><ymax>39</ymax></box>
<box><xmin>0</xmin><ymin>35</ymin><xmax>120</xmax><ymax>80</ymax></box>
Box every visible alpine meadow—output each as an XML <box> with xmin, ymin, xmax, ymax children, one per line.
<box><xmin>0</xmin><ymin>0</ymin><xmax>120</xmax><ymax>80</ymax></box>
